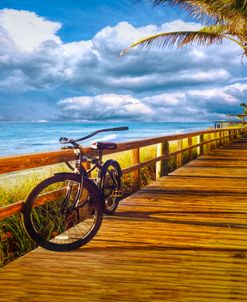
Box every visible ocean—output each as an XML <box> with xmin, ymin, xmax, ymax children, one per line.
<box><xmin>0</xmin><ymin>121</ymin><xmax>212</xmax><ymax>157</ymax></box>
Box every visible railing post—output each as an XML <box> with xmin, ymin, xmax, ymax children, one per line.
<box><xmin>176</xmin><ymin>139</ymin><xmax>183</xmax><ymax>168</ymax></box>
<box><xmin>199</xmin><ymin>134</ymin><xmax>204</xmax><ymax>155</ymax></box>
<box><xmin>218</xmin><ymin>131</ymin><xmax>221</xmax><ymax>147</ymax></box>
<box><xmin>196</xmin><ymin>135</ymin><xmax>200</xmax><ymax>157</ymax></box>
<box><xmin>215</xmin><ymin>132</ymin><xmax>218</xmax><ymax>148</ymax></box>
<box><xmin>208</xmin><ymin>132</ymin><xmax>214</xmax><ymax>153</ymax></box>
<box><xmin>156</xmin><ymin>141</ymin><xmax>169</xmax><ymax>179</ymax></box>
<box><xmin>220</xmin><ymin>131</ymin><xmax>224</xmax><ymax>146</ymax></box>
<box><xmin>234</xmin><ymin>129</ymin><xmax>237</xmax><ymax>139</ymax></box>
<box><xmin>131</xmin><ymin>148</ymin><xmax>140</xmax><ymax>192</ymax></box>
<box><xmin>239</xmin><ymin>128</ymin><xmax>243</xmax><ymax>137</ymax></box>
<box><xmin>213</xmin><ymin>132</ymin><xmax>217</xmax><ymax>149</ymax></box>
<box><xmin>188</xmin><ymin>137</ymin><xmax>193</xmax><ymax>162</ymax></box>
<box><xmin>207</xmin><ymin>133</ymin><xmax>211</xmax><ymax>154</ymax></box>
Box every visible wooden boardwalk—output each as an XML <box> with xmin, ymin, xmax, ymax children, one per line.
<box><xmin>1</xmin><ymin>137</ymin><xmax>247</xmax><ymax>302</ymax></box>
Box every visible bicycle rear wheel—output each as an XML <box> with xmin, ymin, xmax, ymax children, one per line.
<box><xmin>22</xmin><ymin>173</ymin><xmax>103</xmax><ymax>251</ymax></box>
<box><xmin>100</xmin><ymin>160</ymin><xmax>122</xmax><ymax>215</ymax></box>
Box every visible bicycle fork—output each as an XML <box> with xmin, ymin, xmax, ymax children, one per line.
<box><xmin>60</xmin><ymin>175</ymin><xmax>85</xmax><ymax>214</ymax></box>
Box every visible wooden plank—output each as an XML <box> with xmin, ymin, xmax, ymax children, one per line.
<box><xmin>187</xmin><ymin>158</ymin><xmax>247</xmax><ymax>168</ymax></box>
<box><xmin>0</xmin><ymin>149</ymin><xmax>77</xmax><ymax>175</ymax></box>
<box><xmin>1</xmin><ymin>248</ymin><xmax>247</xmax><ymax>302</ymax></box>
<box><xmin>0</xmin><ymin>200</ymin><xmax>23</xmax><ymax>220</ymax></box>
<box><xmin>170</xmin><ymin>166</ymin><xmax>247</xmax><ymax>178</ymax></box>
<box><xmin>145</xmin><ymin>175</ymin><xmax>247</xmax><ymax>194</ymax></box>
<box><xmin>1</xmin><ymin>132</ymin><xmax>247</xmax><ymax>302</ymax></box>
<box><xmin>211</xmin><ymin>150</ymin><xmax>247</xmax><ymax>157</ymax></box>
<box><xmin>121</xmin><ymin>193</ymin><xmax>247</xmax><ymax>213</ymax></box>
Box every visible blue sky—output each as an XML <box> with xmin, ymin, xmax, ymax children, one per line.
<box><xmin>0</xmin><ymin>0</ymin><xmax>246</xmax><ymax>121</ymax></box>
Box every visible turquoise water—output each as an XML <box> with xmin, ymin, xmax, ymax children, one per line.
<box><xmin>0</xmin><ymin>121</ymin><xmax>212</xmax><ymax>157</ymax></box>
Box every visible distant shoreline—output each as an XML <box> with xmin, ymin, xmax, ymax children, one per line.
<box><xmin>0</xmin><ymin>121</ymin><xmax>212</xmax><ymax>157</ymax></box>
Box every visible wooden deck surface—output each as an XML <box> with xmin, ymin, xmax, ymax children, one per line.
<box><xmin>1</xmin><ymin>138</ymin><xmax>247</xmax><ymax>301</ymax></box>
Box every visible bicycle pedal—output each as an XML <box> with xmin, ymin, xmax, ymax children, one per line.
<box><xmin>112</xmin><ymin>189</ymin><xmax>122</xmax><ymax>198</ymax></box>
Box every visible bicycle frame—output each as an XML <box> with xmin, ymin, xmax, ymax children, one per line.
<box><xmin>75</xmin><ymin>148</ymin><xmax>104</xmax><ymax>182</ymax></box>
<box><xmin>61</xmin><ymin>148</ymin><xmax>104</xmax><ymax>212</ymax></box>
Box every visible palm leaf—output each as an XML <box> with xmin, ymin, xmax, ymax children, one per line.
<box><xmin>151</xmin><ymin>0</ymin><xmax>247</xmax><ymax>23</ymax></box>
<box><xmin>121</xmin><ymin>30</ymin><xmax>223</xmax><ymax>55</ymax></box>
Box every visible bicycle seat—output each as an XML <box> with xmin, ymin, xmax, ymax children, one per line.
<box><xmin>91</xmin><ymin>142</ymin><xmax>117</xmax><ymax>150</ymax></box>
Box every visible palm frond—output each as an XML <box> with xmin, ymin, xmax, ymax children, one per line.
<box><xmin>121</xmin><ymin>30</ymin><xmax>223</xmax><ymax>56</ymax></box>
<box><xmin>151</xmin><ymin>0</ymin><xmax>247</xmax><ymax>22</ymax></box>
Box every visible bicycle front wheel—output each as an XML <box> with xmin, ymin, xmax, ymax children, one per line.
<box><xmin>22</xmin><ymin>173</ymin><xmax>103</xmax><ymax>252</ymax></box>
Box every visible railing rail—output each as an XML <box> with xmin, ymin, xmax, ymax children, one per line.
<box><xmin>1</xmin><ymin>126</ymin><xmax>246</xmax><ymax>220</ymax></box>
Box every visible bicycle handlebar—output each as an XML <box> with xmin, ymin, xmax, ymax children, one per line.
<box><xmin>59</xmin><ymin>126</ymin><xmax>129</xmax><ymax>145</ymax></box>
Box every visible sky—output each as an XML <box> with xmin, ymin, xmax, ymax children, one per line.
<box><xmin>0</xmin><ymin>0</ymin><xmax>246</xmax><ymax>122</ymax></box>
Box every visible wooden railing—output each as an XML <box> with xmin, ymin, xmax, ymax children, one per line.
<box><xmin>0</xmin><ymin>126</ymin><xmax>246</xmax><ymax>221</ymax></box>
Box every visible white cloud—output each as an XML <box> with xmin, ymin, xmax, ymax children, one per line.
<box><xmin>0</xmin><ymin>10</ymin><xmax>240</xmax><ymax>93</ymax></box>
<box><xmin>0</xmin><ymin>9</ymin><xmax>246</xmax><ymax>121</ymax></box>
<box><xmin>180</xmin><ymin>69</ymin><xmax>230</xmax><ymax>82</ymax></box>
<box><xmin>160</xmin><ymin>20</ymin><xmax>202</xmax><ymax>32</ymax></box>
<box><xmin>0</xmin><ymin>9</ymin><xmax>62</xmax><ymax>52</ymax></box>
<box><xmin>58</xmin><ymin>82</ymin><xmax>247</xmax><ymax>121</ymax></box>
<box><xmin>58</xmin><ymin>94</ymin><xmax>153</xmax><ymax>120</ymax></box>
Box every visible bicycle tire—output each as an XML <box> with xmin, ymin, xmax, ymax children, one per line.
<box><xmin>100</xmin><ymin>160</ymin><xmax>122</xmax><ymax>215</ymax></box>
<box><xmin>22</xmin><ymin>173</ymin><xmax>103</xmax><ymax>252</ymax></box>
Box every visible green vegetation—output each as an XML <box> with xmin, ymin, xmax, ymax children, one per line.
<box><xmin>122</xmin><ymin>0</ymin><xmax>247</xmax><ymax>59</ymax></box>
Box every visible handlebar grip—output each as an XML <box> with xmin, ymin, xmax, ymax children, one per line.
<box><xmin>108</xmin><ymin>126</ymin><xmax>129</xmax><ymax>131</ymax></box>
<box><xmin>59</xmin><ymin>137</ymin><xmax>69</xmax><ymax>144</ymax></box>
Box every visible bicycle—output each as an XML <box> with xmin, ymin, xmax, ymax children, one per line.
<box><xmin>22</xmin><ymin>126</ymin><xmax>129</xmax><ymax>252</ymax></box>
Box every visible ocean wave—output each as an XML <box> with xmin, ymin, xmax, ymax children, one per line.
<box><xmin>92</xmin><ymin>134</ymin><xmax>118</xmax><ymax>142</ymax></box>
<box><xmin>31</xmin><ymin>120</ymin><xmax>48</xmax><ymax>123</ymax></box>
